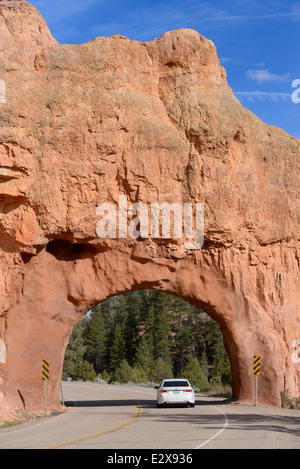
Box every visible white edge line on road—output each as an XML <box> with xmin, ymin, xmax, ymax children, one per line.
<box><xmin>194</xmin><ymin>404</ymin><xmax>229</xmax><ymax>449</ymax></box>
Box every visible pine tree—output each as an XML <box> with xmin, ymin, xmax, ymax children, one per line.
<box><xmin>210</xmin><ymin>355</ymin><xmax>232</xmax><ymax>386</ymax></box>
<box><xmin>100</xmin><ymin>369</ymin><xmax>110</xmax><ymax>383</ymax></box>
<box><xmin>147</xmin><ymin>290</ymin><xmax>172</xmax><ymax>367</ymax></box>
<box><xmin>84</xmin><ymin>305</ymin><xmax>107</xmax><ymax>374</ymax></box>
<box><xmin>73</xmin><ymin>361</ymin><xmax>97</xmax><ymax>381</ymax></box>
<box><xmin>182</xmin><ymin>356</ymin><xmax>210</xmax><ymax>391</ymax></box>
<box><xmin>197</xmin><ymin>316</ymin><xmax>226</xmax><ymax>366</ymax></box>
<box><xmin>63</xmin><ymin>317</ymin><xmax>88</xmax><ymax>379</ymax></box>
<box><xmin>64</xmin><ymin>317</ymin><xmax>88</xmax><ymax>364</ymax></box>
<box><xmin>168</xmin><ymin>296</ymin><xmax>195</xmax><ymax>374</ymax></box>
<box><xmin>134</xmin><ymin>332</ymin><xmax>154</xmax><ymax>377</ymax></box>
<box><xmin>114</xmin><ymin>359</ymin><xmax>135</xmax><ymax>384</ymax></box>
<box><xmin>123</xmin><ymin>292</ymin><xmax>141</xmax><ymax>365</ymax></box>
<box><xmin>101</xmin><ymin>295</ymin><xmax>125</xmax><ymax>334</ymax></box>
<box><xmin>109</xmin><ymin>322</ymin><xmax>125</xmax><ymax>376</ymax></box>
<box><xmin>150</xmin><ymin>357</ymin><xmax>173</xmax><ymax>383</ymax></box>
<box><xmin>199</xmin><ymin>351</ymin><xmax>209</xmax><ymax>378</ymax></box>
<box><xmin>132</xmin><ymin>365</ymin><xmax>148</xmax><ymax>384</ymax></box>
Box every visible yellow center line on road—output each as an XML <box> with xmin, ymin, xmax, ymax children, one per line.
<box><xmin>44</xmin><ymin>392</ymin><xmax>143</xmax><ymax>449</ymax></box>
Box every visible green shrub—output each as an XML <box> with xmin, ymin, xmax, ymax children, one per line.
<box><xmin>72</xmin><ymin>361</ymin><xmax>97</xmax><ymax>381</ymax></box>
<box><xmin>114</xmin><ymin>359</ymin><xmax>135</xmax><ymax>383</ymax></box>
<box><xmin>182</xmin><ymin>356</ymin><xmax>210</xmax><ymax>392</ymax></box>
<box><xmin>132</xmin><ymin>365</ymin><xmax>148</xmax><ymax>384</ymax></box>
<box><xmin>100</xmin><ymin>369</ymin><xmax>111</xmax><ymax>383</ymax></box>
<box><xmin>282</xmin><ymin>388</ymin><xmax>300</xmax><ymax>409</ymax></box>
<box><xmin>150</xmin><ymin>357</ymin><xmax>173</xmax><ymax>383</ymax></box>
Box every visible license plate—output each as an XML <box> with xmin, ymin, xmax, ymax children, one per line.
<box><xmin>173</xmin><ymin>391</ymin><xmax>180</xmax><ymax>394</ymax></box>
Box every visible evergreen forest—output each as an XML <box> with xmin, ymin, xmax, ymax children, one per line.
<box><xmin>63</xmin><ymin>290</ymin><xmax>232</xmax><ymax>394</ymax></box>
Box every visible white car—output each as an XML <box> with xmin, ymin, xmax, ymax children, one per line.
<box><xmin>155</xmin><ymin>378</ymin><xmax>195</xmax><ymax>407</ymax></box>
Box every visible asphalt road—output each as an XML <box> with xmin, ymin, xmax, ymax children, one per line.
<box><xmin>0</xmin><ymin>381</ymin><xmax>299</xmax><ymax>450</ymax></box>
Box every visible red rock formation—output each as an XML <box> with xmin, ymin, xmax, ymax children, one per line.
<box><xmin>0</xmin><ymin>0</ymin><xmax>299</xmax><ymax>416</ymax></box>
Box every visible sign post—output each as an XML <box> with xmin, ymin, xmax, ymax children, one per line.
<box><xmin>253</xmin><ymin>355</ymin><xmax>260</xmax><ymax>406</ymax></box>
<box><xmin>42</xmin><ymin>360</ymin><xmax>49</xmax><ymax>417</ymax></box>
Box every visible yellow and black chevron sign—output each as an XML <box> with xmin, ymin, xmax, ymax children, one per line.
<box><xmin>42</xmin><ymin>360</ymin><xmax>50</xmax><ymax>381</ymax></box>
<box><xmin>253</xmin><ymin>356</ymin><xmax>260</xmax><ymax>375</ymax></box>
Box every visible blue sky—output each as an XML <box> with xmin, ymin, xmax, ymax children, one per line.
<box><xmin>30</xmin><ymin>0</ymin><xmax>300</xmax><ymax>139</ymax></box>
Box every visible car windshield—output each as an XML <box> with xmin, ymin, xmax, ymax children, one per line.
<box><xmin>162</xmin><ymin>380</ymin><xmax>189</xmax><ymax>387</ymax></box>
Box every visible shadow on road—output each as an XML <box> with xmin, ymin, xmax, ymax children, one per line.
<box><xmin>64</xmin><ymin>398</ymin><xmax>156</xmax><ymax>408</ymax></box>
<box><xmin>64</xmin><ymin>396</ymin><xmax>300</xmax><ymax>440</ymax></box>
<box><xmin>152</xmin><ymin>407</ymin><xmax>300</xmax><ymax>438</ymax></box>
<box><xmin>64</xmin><ymin>397</ymin><xmax>225</xmax><ymax>409</ymax></box>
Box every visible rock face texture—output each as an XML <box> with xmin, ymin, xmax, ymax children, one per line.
<box><xmin>0</xmin><ymin>0</ymin><xmax>299</xmax><ymax>416</ymax></box>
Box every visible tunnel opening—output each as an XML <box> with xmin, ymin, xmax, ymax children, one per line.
<box><xmin>62</xmin><ymin>290</ymin><xmax>232</xmax><ymax>399</ymax></box>
<box><xmin>2</xmin><ymin>239</ymin><xmax>288</xmax><ymax>416</ymax></box>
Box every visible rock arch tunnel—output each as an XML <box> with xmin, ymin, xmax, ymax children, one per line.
<box><xmin>1</xmin><ymin>236</ymin><xmax>299</xmax><ymax>412</ymax></box>
<box><xmin>0</xmin><ymin>0</ymin><xmax>299</xmax><ymax>414</ymax></box>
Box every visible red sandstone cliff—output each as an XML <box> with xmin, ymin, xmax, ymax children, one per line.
<box><xmin>0</xmin><ymin>0</ymin><xmax>299</xmax><ymax>416</ymax></box>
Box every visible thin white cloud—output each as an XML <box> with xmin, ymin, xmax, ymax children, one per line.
<box><xmin>252</xmin><ymin>62</ymin><xmax>265</xmax><ymax>67</ymax></box>
<box><xmin>292</xmin><ymin>2</ymin><xmax>300</xmax><ymax>20</ymax></box>
<box><xmin>246</xmin><ymin>69</ymin><xmax>291</xmax><ymax>83</ymax></box>
<box><xmin>90</xmin><ymin>1</ymin><xmax>300</xmax><ymax>41</ymax></box>
<box><xmin>31</xmin><ymin>0</ymin><xmax>101</xmax><ymax>22</ymax></box>
<box><xmin>234</xmin><ymin>91</ymin><xmax>292</xmax><ymax>102</ymax></box>
<box><xmin>208</xmin><ymin>2</ymin><xmax>300</xmax><ymax>22</ymax></box>
<box><xmin>220</xmin><ymin>57</ymin><xmax>244</xmax><ymax>65</ymax></box>
<box><xmin>210</xmin><ymin>12</ymin><xmax>294</xmax><ymax>21</ymax></box>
